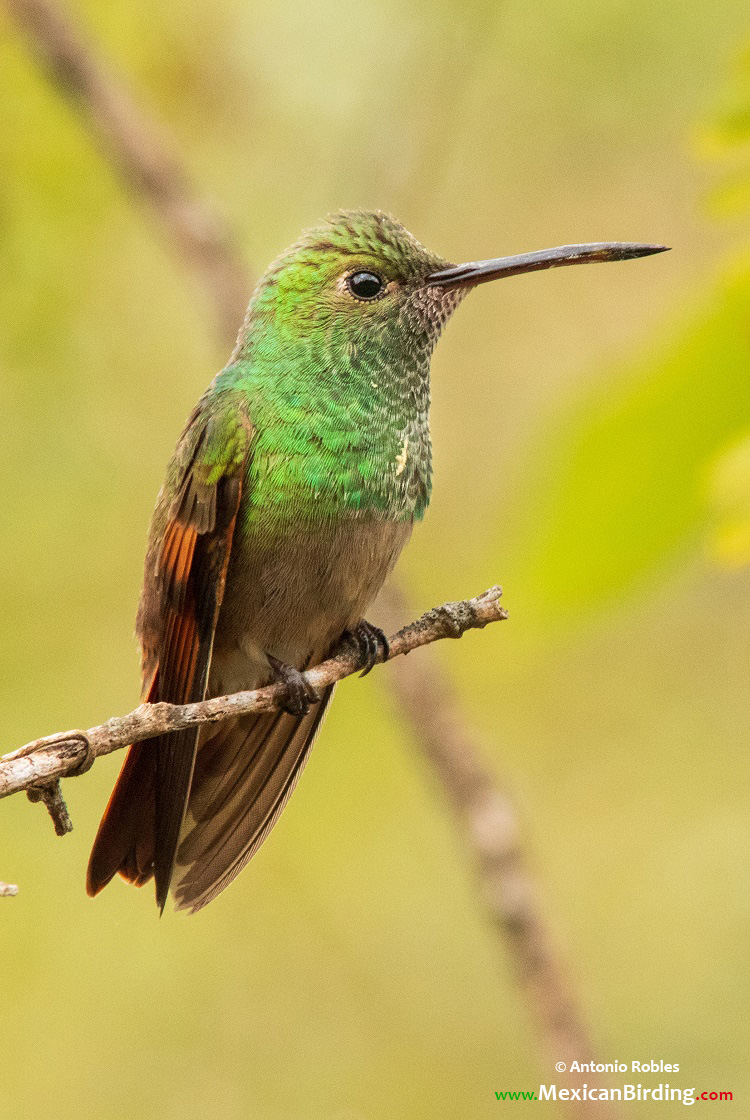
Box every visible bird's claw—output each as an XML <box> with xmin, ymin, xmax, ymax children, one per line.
<box><xmin>345</xmin><ymin>620</ymin><xmax>390</xmax><ymax>676</ymax></box>
<box><xmin>267</xmin><ymin>656</ymin><xmax>317</xmax><ymax>716</ymax></box>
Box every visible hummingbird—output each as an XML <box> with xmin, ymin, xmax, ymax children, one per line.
<box><xmin>86</xmin><ymin>211</ymin><xmax>667</xmax><ymax>913</ymax></box>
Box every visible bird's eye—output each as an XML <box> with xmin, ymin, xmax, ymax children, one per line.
<box><xmin>347</xmin><ymin>271</ymin><xmax>384</xmax><ymax>300</ymax></box>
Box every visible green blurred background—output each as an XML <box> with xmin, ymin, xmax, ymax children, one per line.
<box><xmin>2</xmin><ymin>0</ymin><xmax>749</xmax><ymax>1116</ymax></box>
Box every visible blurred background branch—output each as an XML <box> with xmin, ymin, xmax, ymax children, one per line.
<box><xmin>4</xmin><ymin>0</ymin><xmax>249</xmax><ymax>342</ymax></box>
<box><xmin>376</xmin><ymin>585</ymin><xmax>620</xmax><ymax>1117</ymax></box>
<box><xmin>1</xmin><ymin>0</ymin><xmax>623</xmax><ymax>1113</ymax></box>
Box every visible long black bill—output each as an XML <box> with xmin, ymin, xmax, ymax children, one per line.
<box><xmin>427</xmin><ymin>242</ymin><xmax>669</xmax><ymax>289</ymax></box>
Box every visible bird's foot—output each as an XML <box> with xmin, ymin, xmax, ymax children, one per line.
<box><xmin>267</xmin><ymin>656</ymin><xmax>318</xmax><ymax>717</ymax></box>
<box><xmin>342</xmin><ymin>619</ymin><xmax>390</xmax><ymax>677</ymax></box>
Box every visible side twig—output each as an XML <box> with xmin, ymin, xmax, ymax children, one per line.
<box><xmin>26</xmin><ymin>779</ymin><xmax>73</xmax><ymax>835</ymax></box>
<box><xmin>0</xmin><ymin>589</ymin><xmax>507</xmax><ymax>802</ymax></box>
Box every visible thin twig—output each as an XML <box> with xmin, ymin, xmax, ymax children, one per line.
<box><xmin>0</xmin><ymin>588</ymin><xmax>507</xmax><ymax>801</ymax></box>
<box><xmin>26</xmin><ymin>780</ymin><xmax>73</xmax><ymax>835</ymax></box>
<box><xmin>4</xmin><ymin>0</ymin><xmax>249</xmax><ymax>344</ymax></box>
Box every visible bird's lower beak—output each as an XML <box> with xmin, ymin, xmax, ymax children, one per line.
<box><xmin>426</xmin><ymin>242</ymin><xmax>669</xmax><ymax>289</ymax></box>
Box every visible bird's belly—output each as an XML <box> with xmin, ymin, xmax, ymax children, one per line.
<box><xmin>208</xmin><ymin>516</ymin><xmax>411</xmax><ymax>695</ymax></box>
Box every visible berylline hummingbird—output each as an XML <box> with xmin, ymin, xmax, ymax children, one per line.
<box><xmin>87</xmin><ymin>211</ymin><xmax>667</xmax><ymax>912</ymax></box>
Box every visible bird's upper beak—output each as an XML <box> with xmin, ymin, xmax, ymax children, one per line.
<box><xmin>426</xmin><ymin>242</ymin><xmax>669</xmax><ymax>289</ymax></box>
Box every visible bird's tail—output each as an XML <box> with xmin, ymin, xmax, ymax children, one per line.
<box><xmin>87</xmin><ymin>687</ymin><xmax>333</xmax><ymax>910</ymax></box>
<box><xmin>87</xmin><ymin>670</ymin><xmax>161</xmax><ymax>896</ymax></box>
<box><xmin>171</xmin><ymin>687</ymin><xmax>334</xmax><ymax>912</ymax></box>
<box><xmin>86</xmin><ymin>740</ymin><xmax>157</xmax><ymax>894</ymax></box>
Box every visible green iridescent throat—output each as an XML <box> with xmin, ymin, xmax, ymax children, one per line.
<box><xmin>218</xmin><ymin>310</ymin><xmax>433</xmax><ymax>529</ymax></box>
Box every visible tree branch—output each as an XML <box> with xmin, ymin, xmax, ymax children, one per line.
<box><xmin>0</xmin><ymin>588</ymin><xmax>507</xmax><ymax>802</ymax></box>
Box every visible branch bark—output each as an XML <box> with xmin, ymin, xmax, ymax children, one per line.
<box><xmin>0</xmin><ymin>588</ymin><xmax>507</xmax><ymax>800</ymax></box>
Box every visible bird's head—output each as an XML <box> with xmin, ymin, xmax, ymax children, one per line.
<box><xmin>234</xmin><ymin>209</ymin><xmax>667</xmax><ymax>367</ymax></box>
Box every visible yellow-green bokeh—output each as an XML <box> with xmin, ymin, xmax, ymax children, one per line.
<box><xmin>2</xmin><ymin>1</ymin><xmax>749</xmax><ymax>1117</ymax></box>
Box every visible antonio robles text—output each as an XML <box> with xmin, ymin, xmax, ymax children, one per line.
<box><xmin>568</xmin><ymin>1061</ymin><xmax>679</xmax><ymax>1073</ymax></box>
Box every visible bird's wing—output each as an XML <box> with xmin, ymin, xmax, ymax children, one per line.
<box><xmin>148</xmin><ymin>397</ymin><xmax>254</xmax><ymax>910</ymax></box>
